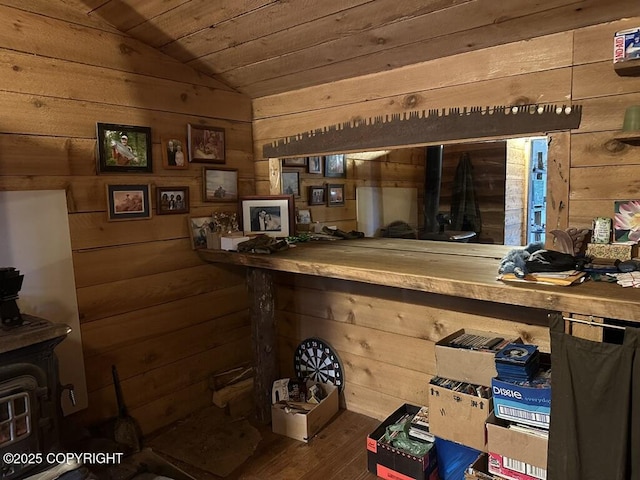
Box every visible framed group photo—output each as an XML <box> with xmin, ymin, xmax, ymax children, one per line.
<box><xmin>156</xmin><ymin>186</ymin><xmax>189</xmax><ymax>215</ymax></box>
<box><xmin>240</xmin><ymin>195</ymin><xmax>295</xmax><ymax>238</ymax></box>
<box><xmin>106</xmin><ymin>184</ymin><xmax>152</xmax><ymax>221</ymax></box>
<box><xmin>188</xmin><ymin>124</ymin><xmax>225</xmax><ymax>163</ymax></box>
<box><xmin>203</xmin><ymin>167</ymin><xmax>238</xmax><ymax>202</ymax></box>
<box><xmin>97</xmin><ymin>123</ymin><xmax>152</xmax><ymax>173</ymax></box>
<box><xmin>161</xmin><ymin>136</ymin><xmax>188</xmax><ymax>170</ymax></box>
<box><xmin>308</xmin><ymin>186</ymin><xmax>325</xmax><ymax>206</ymax></box>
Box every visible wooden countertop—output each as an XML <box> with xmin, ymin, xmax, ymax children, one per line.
<box><xmin>198</xmin><ymin>238</ymin><xmax>640</xmax><ymax>323</ymax></box>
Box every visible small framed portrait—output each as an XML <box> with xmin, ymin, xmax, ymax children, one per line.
<box><xmin>161</xmin><ymin>136</ymin><xmax>188</xmax><ymax>170</ymax></box>
<box><xmin>325</xmin><ymin>154</ymin><xmax>346</xmax><ymax>178</ymax></box>
<box><xmin>308</xmin><ymin>156</ymin><xmax>322</xmax><ymax>174</ymax></box>
<box><xmin>282</xmin><ymin>157</ymin><xmax>307</xmax><ymax>167</ymax></box>
<box><xmin>188</xmin><ymin>216</ymin><xmax>213</xmax><ymax>250</ymax></box>
<box><xmin>281</xmin><ymin>171</ymin><xmax>300</xmax><ymax>197</ymax></box>
<box><xmin>297</xmin><ymin>209</ymin><xmax>312</xmax><ymax>224</ymax></box>
<box><xmin>327</xmin><ymin>184</ymin><xmax>345</xmax><ymax>207</ymax></box>
<box><xmin>156</xmin><ymin>186</ymin><xmax>189</xmax><ymax>215</ymax></box>
<box><xmin>188</xmin><ymin>124</ymin><xmax>225</xmax><ymax>163</ymax></box>
<box><xmin>106</xmin><ymin>184</ymin><xmax>152</xmax><ymax>221</ymax></box>
<box><xmin>97</xmin><ymin>123</ymin><xmax>152</xmax><ymax>173</ymax></box>
<box><xmin>308</xmin><ymin>186</ymin><xmax>325</xmax><ymax>206</ymax></box>
<box><xmin>240</xmin><ymin>195</ymin><xmax>295</xmax><ymax>238</ymax></box>
<box><xmin>203</xmin><ymin>167</ymin><xmax>238</xmax><ymax>202</ymax></box>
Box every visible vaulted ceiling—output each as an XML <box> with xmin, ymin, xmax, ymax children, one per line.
<box><xmin>65</xmin><ymin>0</ymin><xmax>639</xmax><ymax>99</ymax></box>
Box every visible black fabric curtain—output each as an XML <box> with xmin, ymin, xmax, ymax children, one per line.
<box><xmin>547</xmin><ymin>313</ymin><xmax>640</xmax><ymax>479</ymax></box>
<box><xmin>450</xmin><ymin>152</ymin><xmax>481</xmax><ymax>234</ymax></box>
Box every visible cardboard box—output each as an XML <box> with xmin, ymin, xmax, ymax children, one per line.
<box><xmin>486</xmin><ymin>413</ymin><xmax>547</xmax><ymax>475</ymax></box>
<box><xmin>464</xmin><ymin>454</ymin><xmax>501</xmax><ymax>480</ymax></box>
<box><xmin>614</xmin><ymin>28</ymin><xmax>640</xmax><ymax>63</ymax></box>
<box><xmin>436</xmin><ymin>329</ymin><xmax>521</xmax><ymax>387</ymax></box>
<box><xmin>429</xmin><ymin>382</ymin><xmax>492</xmax><ymax>452</ymax></box>
<box><xmin>366</xmin><ymin>404</ymin><xmax>439</xmax><ymax>480</ymax></box>
<box><xmin>491</xmin><ymin>377</ymin><xmax>550</xmax><ymax>429</ymax></box>
<box><xmin>488</xmin><ymin>452</ymin><xmax>546</xmax><ymax>480</ymax></box>
<box><xmin>271</xmin><ymin>381</ymin><xmax>338</xmax><ymax>442</ymax></box>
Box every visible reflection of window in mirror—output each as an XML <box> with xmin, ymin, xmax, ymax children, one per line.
<box><xmin>351</xmin><ymin>136</ymin><xmax>547</xmax><ymax>246</ymax></box>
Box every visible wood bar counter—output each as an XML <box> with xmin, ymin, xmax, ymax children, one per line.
<box><xmin>198</xmin><ymin>238</ymin><xmax>640</xmax><ymax>421</ymax></box>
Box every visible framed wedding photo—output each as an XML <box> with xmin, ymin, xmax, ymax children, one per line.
<box><xmin>106</xmin><ymin>184</ymin><xmax>152</xmax><ymax>221</ymax></box>
<box><xmin>203</xmin><ymin>167</ymin><xmax>238</xmax><ymax>202</ymax></box>
<box><xmin>188</xmin><ymin>124</ymin><xmax>225</xmax><ymax>163</ymax></box>
<box><xmin>161</xmin><ymin>136</ymin><xmax>188</xmax><ymax>170</ymax></box>
<box><xmin>240</xmin><ymin>195</ymin><xmax>295</xmax><ymax>238</ymax></box>
<box><xmin>156</xmin><ymin>186</ymin><xmax>189</xmax><ymax>215</ymax></box>
<box><xmin>97</xmin><ymin>123</ymin><xmax>152</xmax><ymax>174</ymax></box>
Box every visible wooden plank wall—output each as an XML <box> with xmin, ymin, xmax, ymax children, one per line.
<box><xmin>255</xmin><ymin>18</ymin><xmax>640</xmax><ymax>420</ymax></box>
<box><xmin>0</xmin><ymin>3</ymin><xmax>254</xmax><ymax>434</ymax></box>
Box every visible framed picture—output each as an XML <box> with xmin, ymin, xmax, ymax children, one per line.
<box><xmin>283</xmin><ymin>157</ymin><xmax>307</xmax><ymax>167</ymax></box>
<box><xmin>298</xmin><ymin>209</ymin><xmax>312</xmax><ymax>224</ymax></box>
<box><xmin>188</xmin><ymin>124</ymin><xmax>225</xmax><ymax>163</ymax></box>
<box><xmin>188</xmin><ymin>216</ymin><xmax>213</xmax><ymax>250</ymax></box>
<box><xmin>281</xmin><ymin>171</ymin><xmax>300</xmax><ymax>197</ymax></box>
<box><xmin>156</xmin><ymin>186</ymin><xmax>189</xmax><ymax>215</ymax></box>
<box><xmin>614</xmin><ymin>200</ymin><xmax>640</xmax><ymax>242</ymax></box>
<box><xmin>106</xmin><ymin>184</ymin><xmax>151</xmax><ymax>221</ymax></box>
<box><xmin>308</xmin><ymin>156</ymin><xmax>322</xmax><ymax>174</ymax></box>
<box><xmin>203</xmin><ymin>167</ymin><xmax>238</xmax><ymax>202</ymax></box>
<box><xmin>327</xmin><ymin>184</ymin><xmax>345</xmax><ymax>207</ymax></box>
<box><xmin>308</xmin><ymin>186</ymin><xmax>326</xmax><ymax>205</ymax></box>
<box><xmin>240</xmin><ymin>195</ymin><xmax>295</xmax><ymax>238</ymax></box>
<box><xmin>97</xmin><ymin>123</ymin><xmax>152</xmax><ymax>173</ymax></box>
<box><xmin>324</xmin><ymin>154</ymin><xmax>346</xmax><ymax>178</ymax></box>
<box><xmin>161</xmin><ymin>136</ymin><xmax>188</xmax><ymax>170</ymax></box>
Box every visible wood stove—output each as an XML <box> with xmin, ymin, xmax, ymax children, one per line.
<box><xmin>0</xmin><ymin>314</ymin><xmax>70</xmax><ymax>479</ymax></box>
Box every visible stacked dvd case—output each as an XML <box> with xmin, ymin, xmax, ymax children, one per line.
<box><xmin>494</xmin><ymin>343</ymin><xmax>540</xmax><ymax>381</ymax></box>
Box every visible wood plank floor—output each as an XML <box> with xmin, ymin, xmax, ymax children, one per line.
<box><xmin>162</xmin><ymin>409</ymin><xmax>381</xmax><ymax>480</ymax></box>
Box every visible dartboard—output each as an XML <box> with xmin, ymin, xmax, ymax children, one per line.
<box><xmin>294</xmin><ymin>338</ymin><xmax>344</xmax><ymax>391</ymax></box>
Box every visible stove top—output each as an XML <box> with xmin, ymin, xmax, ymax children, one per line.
<box><xmin>0</xmin><ymin>315</ymin><xmax>70</xmax><ymax>355</ymax></box>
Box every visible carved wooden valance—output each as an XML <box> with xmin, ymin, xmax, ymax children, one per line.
<box><xmin>263</xmin><ymin>104</ymin><xmax>582</xmax><ymax>158</ymax></box>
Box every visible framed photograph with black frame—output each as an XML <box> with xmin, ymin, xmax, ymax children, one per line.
<box><xmin>308</xmin><ymin>156</ymin><xmax>322</xmax><ymax>174</ymax></box>
<box><xmin>240</xmin><ymin>195</ymin><xmax>295</xmax><ymax>238</ymax></box>
<box><xmin>188</xmin><ymin>124</ymin><xmax>225</xmax><ymax>163</ymax></box>
<box><xmin>97</xmin><ymin>123</ymin><xmax>152</xmax><ymax>173</ymax></box>
<box><xmin>282</xmin><ymin>157</ymin><xmax>307</xmax><ymax>167</ymax></box>
<box><xmin>156</xmin><ymin>186</ymin><xmax>189</xmax><ymax>215</ymax></box>
<box><xmin>327</xmin><ymin>184</ymin><xmax>345</xmax><ymax>207</ymax></box>
<box><xmin>308</xmin><ymin>186</ymin><xmax>325</xmax><ymax>205</ymax></box>
<box><xmin>106</xmin><ymin>184</ymin><xmax>152</xmax><ymax>221</ymax></box>
<box><xmin>203</xmin><ymin>167</ymin><xmax>238</xmax><ymax>202</ymax></box>
<box><xmin>324</xmin><ymin>154</ymin><xmax>346</xmax><ymax>178</ymax></box>
<box><xmin>281</xmin><ymin>170</ymin><xmax>300</xmax><ymax>197</ymax></box>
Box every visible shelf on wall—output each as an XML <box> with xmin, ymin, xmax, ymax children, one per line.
<box><xmin>614</xmin><ymin>58</ymin><xmax>640</xmax><ymax>76</ymax></box>
<box><xmin>613</xmin><ymin>130</ymin><xmax>640</xmax><ymax>145</ymax></box>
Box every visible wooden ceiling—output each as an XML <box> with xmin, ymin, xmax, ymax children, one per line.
<box><xmin>67</xmin><ymin>0</ymin><xmax>639</xmax><ymax>99</ymax></box>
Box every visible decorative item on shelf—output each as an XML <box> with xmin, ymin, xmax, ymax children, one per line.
<box><xmin>613</xmin><ymin>27</ymin><xmax>640</xmax><ymax>76</ymax></box>
<box><xmin>613</xmin><ymin>105</ymin><xmax>640</xmax><ymax>144</ymax></box>
<box><xmin>239</xmin><ymin>195</ymin><xmax>295</xmax><ymax>238</ymax></box>
<box><xmin>614</xmin><ymin>199</ymin><xmax>640</xmax><ymax>242</ymax></box>
<box><xmin>549</xmin><ymin>228</ymin><xmax>590</xmax><ymax>256</ymax></box>
<box><xmin>188</xmin><ymin>216</ymin><xmax>214</xmax><ymax>250</ymax></box>
<box><xmin>591</xmin><ymin>217</ymin><xmax>612</xmax><ymax>244</ymax></box>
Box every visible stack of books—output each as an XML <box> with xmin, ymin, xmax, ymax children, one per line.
<box><xmin>495</xmin><ymin>343</ymin><xmax>540</xmax><ymax>382</ymax></box>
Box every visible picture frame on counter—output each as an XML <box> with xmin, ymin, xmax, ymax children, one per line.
<box><xmin>188</xmin><ymin>216</ymin><xmax>213</xmax><ymax>250</ymax></box>
<box><xmin>240</xmin><ymin>195</ymin><xmax>295</xmax><ymax>238</ymax></box>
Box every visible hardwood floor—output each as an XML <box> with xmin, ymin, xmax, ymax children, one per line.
<box><xmin>164</xmin><ymin>409</ymin><xmax>381</xmax><ymax>480</ymax></box>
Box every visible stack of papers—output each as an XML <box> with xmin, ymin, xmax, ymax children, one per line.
<box><xmin>498</xmin><ymin>270</ymin><xmax>587</xmax><ymax>286</ymax></box>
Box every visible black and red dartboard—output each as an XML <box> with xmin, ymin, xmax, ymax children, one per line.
<box><xmin>293</xmin><ymin>338</ymin><xmax>344</xmax><ymax>391</ymax></box>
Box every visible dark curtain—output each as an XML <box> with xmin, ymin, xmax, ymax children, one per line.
<box><xmin>450</xmin><ymin>152</ymin><xmax>481</xmax><ymax>233</ymax></box>
<box><xmin>547</xmin><ymin>313</ymin><xmax>640</xmax><ymax>479</ymax></box>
